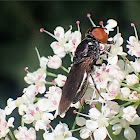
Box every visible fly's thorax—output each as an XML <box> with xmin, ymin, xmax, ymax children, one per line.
<box><xmin>73</xmin><ymin>37</ymin><xmax>100</xmax><ymax>65</ymax></box>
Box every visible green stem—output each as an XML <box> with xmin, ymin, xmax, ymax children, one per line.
<box><xmin>133</xmin><ymin>102</ymin><xmax>140</xmax><ymax>109</ymax></box>
<box><xmin>8</xmin><ymin>129</ymin><xmax>16</xmax><ymax>140</ymax></box>
<box><xmin>69</xmin><ymin>52</ymin><xmax>73</xmax><ymax>58</ymax></box>
<box><xmin>60</xmin><ymin>66</ymin><xmax>69</xmax><ymax>73</ymax></box>
<box><xmin>1</xmin><ymin>138</ymin><xmax>5</xmax><ymax>140</ymax></box>
<box><xmin>71</xmin><ymin>101</ymin><xmax>84</xmax><ymax>130</ymax></box>
<box><xmin>109</xmin><ymin>113</ymin><xmax>123</xmax><ymax>122</ymax></box>
<box><xmin>46</xmin><ymin>81</ymin><xmax>55</xmax><ymax>85</ymax></box>
<box><xmin>120</xmin><ymin>101</ymin><xmax>133</xmax><ymax>107</ymax></box>
<box><xmin>21</xmin><ymin>116</ymin><xmax>24</xmax><ymax>127</ymax></box>
<box><xmin>46</xmin><ymin>71</ymin><xmax>57</xmax><ymax>77</ymax></box>
<box><xmin>120</xmin><ymin>83</ymin><xmax>139</xmax><ymax>92</ymax></box>
<box><xmin>117</xmin><ymin>97</ymin><xmax>139</xmax><ymax>103</ymax></box>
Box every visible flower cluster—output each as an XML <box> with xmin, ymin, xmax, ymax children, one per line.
<box><xmin>1</xmin><ymin>14</ymin><xmax>140</xmax><ymax>140</ymax></box>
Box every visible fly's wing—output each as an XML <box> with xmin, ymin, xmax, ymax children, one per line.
<box><xmin>58</xmin><ymin>62</ymin><xmax>86</xmax><ymax>115</ymax></box>
<box><xmin>58</xmin><ymin>58</ymin><xmax>92</xmax><ymax>115</ymax></box>
<box><xmin>73</xmin><ymin>72</ymin><xmax>89</xmax><ymax>103</ymax></box>
<box><xmin>73</xmin><ymin>39</ymin><xmax>90</xmax><ymax>64</ymax></box>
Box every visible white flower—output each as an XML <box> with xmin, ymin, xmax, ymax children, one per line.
<box><xmin>129</xmin><ymin>91</ymin><xmax>139</xmax><ymax>100</ymax></box>
<box><xmin>43</xmin><ymin>123</ymin><xmax>72</xmax><ymax>140</ymax></box>
<box><xmin>108</xmin><ymin>64</ymin><xmax>125</xmax><ymax>82</ymax></box>
<box><xmin>126</xmin><ymin>74</ymin><xmax>139</xmax><ymax>86</ymax></box>
<box><xmin>105</xmin><ymin>19</ymin><xmax>117</xmax><ymax>34</ymax></box>
<box><xmin>35</xmin><ymin>112</ymin><xmax>54</xmax><ymax>131</ymax></box>
<box><xmin>108</xmin><ymin>33</ymin><xmax>127</xmax><ymax>65</ymax></box>
<box><xmin>50</xmin><ymin>26</ymin><xmax>71</xmax><ymax>57</ymax></box>
<box><xmin>40</xmin><ymin>56</ymin><xmax>48</xmax><ymax>69</ymax></box>
<box><xmin>54</xmin><ymin>74</ymin><xmax>67</xmax><ymax>87</ymax></box>
<box><xmin>51</xmin><ymin>41</ymin><xmax>66</xmax><ymax>58</ymax></box>
<box><xmin>107</xmin><ymin>79</ymin><xmax>120</xmax><ymax>99</ymax></box>
<box><xmin>14</xmin><ymin>126</ymin><xmax>36</xmax><ymax>140</ymax></box>
<box><xmin>103</xmin><ymin>101</ymin><xmax>120</xmax><ymax>117</ymax></box>
<box><xmin>22</xmin><ymin>103</ymin><xmax>41</xmax><ymax>124</ymax></box>
<box><xmin>131</xmin><ymin>58</ymin><xmax>140</xmax><ymax>72</ymax></box>
<box><xmin>92</xmin><ymin>64</ymin><xmax>111</xmax><ymax>89</ymax></box>
<box><xmin>0</xmin><ymin>109</ymin><xmax>14</xmax><ymax>138</ymax></box>
<box><xmin>127</xmin><ymin>36</ymin><xmax>140</xmax><ymax>57</ymax></box>
<box><xmin>64</xmin><ymin>31</ymin><xmax>81</xmax><ymax>53</ymax></box>
<box><xmin>111</xmin><ymin>119</ymin><xmax>136</xmax><ymax>140</ymax></box>
<box><xmin>121</xmin><ymin>106</ymin><xmax>140</xmax><ymax>126</ymax></box>
<box><xmin>120</xmin><ymin>87</ymin><xmax>131</xmax><ymax>99</ymax></box>
<box><xmin>22</xmin><ymin>85</ymin><xmax>37</xmax><ymax>103</ymax></box>
<box><xmin>79</xmin><ymin>107</ymin><xmax>110</xmax><ymax>140</ymax></box>
<box><xmin>47</xmin><ymin>55</ymin><xmax>62</xmax><ymax>69</ymax></box>
<box><xmin>24</xmin><ymin>68</ymin><xmax>46</xmax><ymax>94</ymax></box>
<box><xmin>5</xmin><ymin>98</ymin><xmax>16</xmax><ymax>115</ymax></box>
<box><xmin>45</xmin><ymin>86</ymin><xmax>62</xmax><ymax>111</ymax></box>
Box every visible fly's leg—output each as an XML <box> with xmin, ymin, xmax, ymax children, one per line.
<box><xmin>90</xmin><ymin>74</ymin><xmax>103</xmax><ymax>99</ymax></box>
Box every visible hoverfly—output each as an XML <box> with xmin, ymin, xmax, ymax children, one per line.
<box><xmin>58</xmin><ymin>17</ymin><xmax>113</xmax><ymax>115</ymax></box>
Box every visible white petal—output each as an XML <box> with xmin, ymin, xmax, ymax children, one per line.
<box><xmin>7</xmin><ymin>117</ymin><xmax>15</xmax><ymax>128</ymax></box>
<box><xmin>107</xmin><ymin>56</ymin><xmax>118</xmax><ymax>65</ymax></box>
<box><xmin>5</xmin><ymin>98</ymin><xmax>16</xmax><ymax>115</ymax></box>
<box><xmin>35</xmin><ymin>120</ymin><xmax>46</xmax><ymax>131</ymax></box>
<box><xmin>126</xmin><ymin>74</ymin><xmax>139</xmax><ymax>86</ymax></box>
<box><xmin>86</xmin><ymin>120</ymin><xmax>98</xmax><ymax>131</ymax></box>
<box><xmin>40</xmin><ymin>56</ymin><xmax>48</xmax><ymax>69</ymax></box>
<box><xmin>94</xmin><ymin>127</ymin><xmax>107</xmax><ymax>140</ymax></box>
<box><xmin>120</xmin><ymin>87</ymin><xmax>131</xmax><ymax>99</ymax></box>
<box><xmin>23</xmin><ymin>114</ymin><xmax>34</xmax><ymax>124</ymax></box>
<box><xmin>43</xmin><ymin>132</ymin><xmax>54</xmax><ymax>140</ymax></box>
<box><xmin>47</xmin><ymin>55</ymin><xmax>62</xmax><ymax>69</ymax></box>
<box><xmin>129</xmin><ymin>114</ymin><xmax>140</xmax><ymax>125</ymax></box>
<box><xmin>80</xmin><ymin>128</ymin><xmax>91</xmax><ymax>139</ymax></box>
<box><xmin>76</xmin><ymin>117</ymin><xmax>86</xmax><ymax>126</ymax></box>
<box><xmin>54</xmin><ymin>26</ymin><xmax>65</xmax><ymax>39</ymax></box>
<box><xmin>89</xmin><ymin>108</ymin><xmax>101</xmax><ymax>119</ymax></box>
<box><xmin>124</xmin><ymin>127</ymin><xmax>136</xmax><ymax>140</ymax></box>
<box><xmin>64</xmin><ymin>137</ymin><xmax>79</xmax><ymax>140</ymax></box>
<box><xmin>105</xmin><ymin>19</ymin><xmax>117</xmax><ymax>32</ymax></box>
<box><xmin>112</xmin><ymin>124</ymin><xmax>122</xmax><ymax>135</ymax></box>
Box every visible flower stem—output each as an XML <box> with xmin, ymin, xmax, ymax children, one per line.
<box><xmin>120</xmin><ymin>82</ymin><xmax>139</xmax><ymax>92</ymax></box>
<box><xmin>71</xmin><ymin>127</ymin><xmax>83</xmax><ymax>132</ymax></box>
<box><xmin>109</xmin><ymin>113</ymin><xmax>123</xmax><ymax>122</ymax></box>
<box><xmin>46</xmin><ymin>81</ymin><xmax>55</xmax><ymax>85</ymax></box>
<box><xmin>21</xmin><ymin>116</ymin><xmax>24</xmax><ymax>127</ymax></box>
<box><xmin>60</xmin><ymin>65</ymin><xmax>69</xmax><ymax>73</ymax></box>
<box><xmin>8</xmin><ymin>129</ymin><xmax>16</xmax><ymax>140</ymax></box>
<box><xmin>46</xmin><ymin>71</ymin><xmax>57</xmax><ymax>77</ymax></box>
<box><xmin>71</xmin><ymin>101</ymin><xmax>84</xmax><ymax>130</ymax></box>
<box><xmin>120</xmin><ymin>101</ymin><xmax>133</xmax><ymax>107</ymax></box>
<box><xmin>69</xmin><ymin>52</ymin><xmax>73</xmax><ymax>58</ymax></box>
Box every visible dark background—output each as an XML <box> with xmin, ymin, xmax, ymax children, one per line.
<box><xmin>0</xmin><ymin>1</ymin><xmax>140</xmax><ymax>139</ymax></box>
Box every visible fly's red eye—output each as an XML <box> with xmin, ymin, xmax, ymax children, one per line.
<box><xmin>91</xmin><ymin>27</ymin><xmax>108</xmax><ymax>43</ymax></box>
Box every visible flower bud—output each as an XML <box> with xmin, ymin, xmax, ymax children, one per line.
<box><xmin>126</xmin><ymin>74</ymin><xmax>139</xmax><ymax>86</ymax></box>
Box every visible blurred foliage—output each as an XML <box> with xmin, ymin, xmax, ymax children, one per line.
<box><xmin>1</xmin><ymin>1</ymin><xmax>140</xmax><ymax>139</ymax></box>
